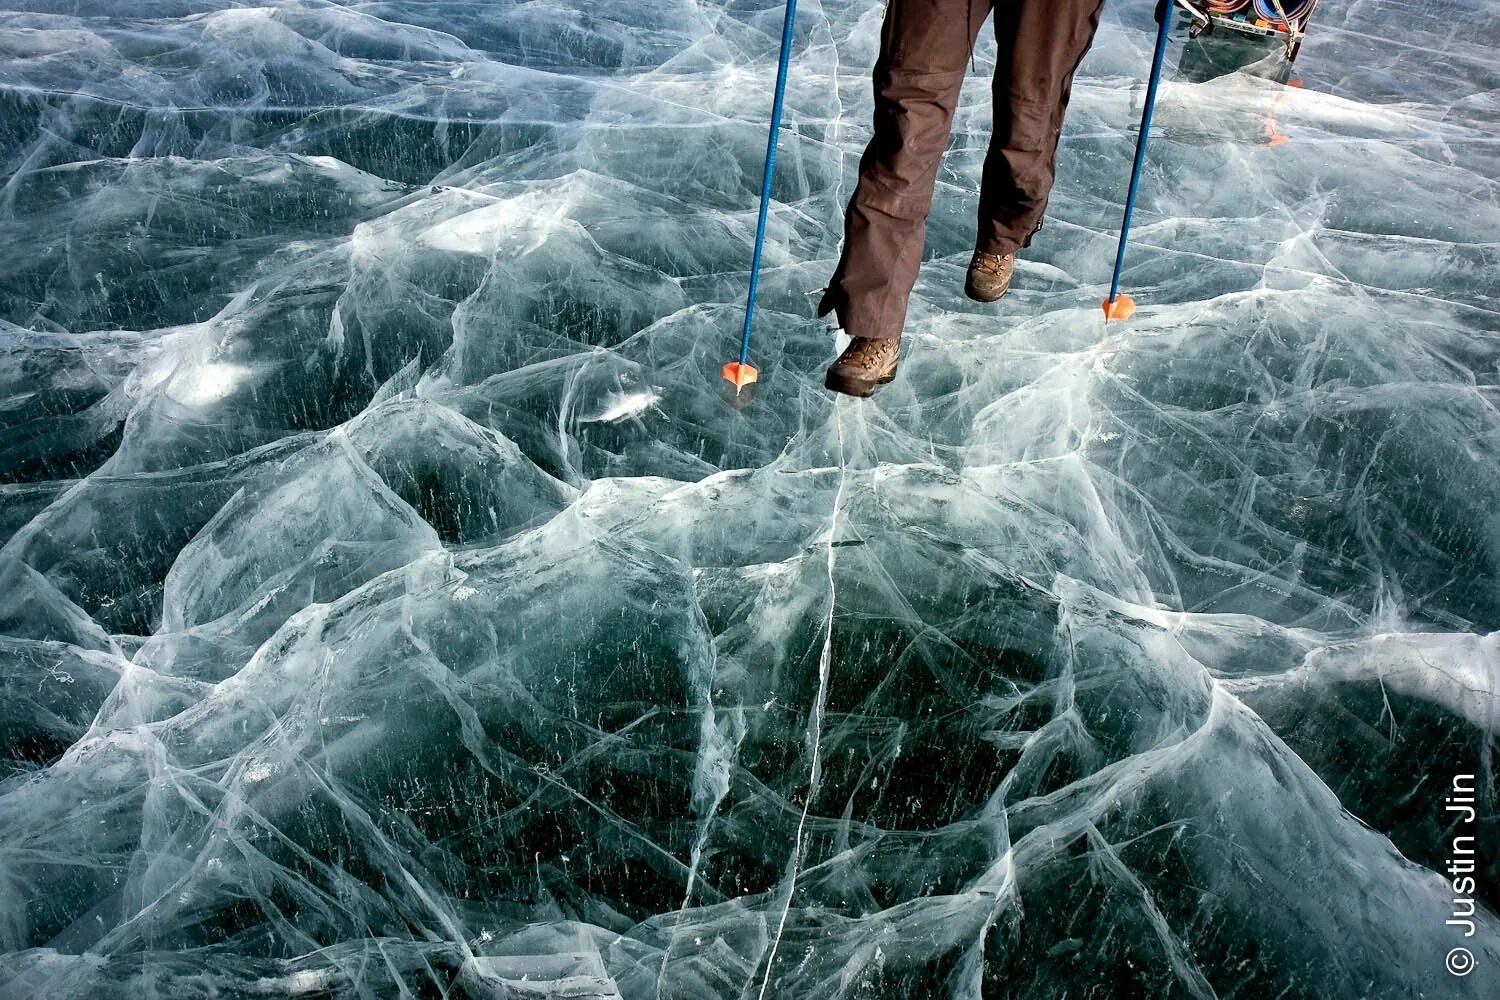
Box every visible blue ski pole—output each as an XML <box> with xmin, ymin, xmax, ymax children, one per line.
<box><xmin>1103</xmin><ymin>2</ymin><xmax>1174</xmax><ymax>321</ymax></box>
<box><xmin>723</xmin><ymin>0</ymin><xmax>799</xmax><ymax>392</ymax></box>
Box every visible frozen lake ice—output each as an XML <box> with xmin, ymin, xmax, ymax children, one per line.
<box><xmin>1</xmin><ymin>1</ymin><xmax>1498</xmax><ymax>996</ymax></box>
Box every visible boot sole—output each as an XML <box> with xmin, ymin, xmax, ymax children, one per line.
<box><xmin>963</xmin><ymin>279</ymin><xmax>1011</xmax><ymax>304</ymax></box>
<box><xmin>824</xmin><ymin>366</ymin><xmax>898</xmax><ymax>398</ymax></box>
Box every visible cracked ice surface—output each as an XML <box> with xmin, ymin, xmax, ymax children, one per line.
<box><xmin>1</xmin><ymin>0</ymin><xmax>1499</xmax><ymax>996</ymax></box>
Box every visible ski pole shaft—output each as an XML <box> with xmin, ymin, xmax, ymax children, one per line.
<box><xmin>1107</xmin><ymin>3</ymin><xmax>1174</xmax><ymax>305</ymax></box>
<box><xmin>738</xmin><ymin>0</ymin><xmax>799</xmax><ymax>367</ymax></box>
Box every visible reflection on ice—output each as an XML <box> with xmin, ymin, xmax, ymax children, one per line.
<box><xmin>162</xmin><ymin>361</ymin><xmax>253</xmax><ymax>407</ymax></box>
<box><xmin>582</xmin><ymin>391</ymin><xmax>663</xmax><ymax>424</ymax></box>
<box><xmin>1</xmin><ymin>0</ymin><xmax>1498</xmax><ymax>997</ymax></box>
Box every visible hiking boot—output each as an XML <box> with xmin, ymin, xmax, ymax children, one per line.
<box><xmin>824</xmin><ymin>336</ymin><xmax>901</xmax><ymax>398</ymax></box>
<box><xmin>964</xmin><ymin>250</ymin><xmax>1015</xmax><ymax>303</ymax></box>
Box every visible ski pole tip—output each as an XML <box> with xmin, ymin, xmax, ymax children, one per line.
<box><xmin>1102</xmin><ymin>295</ymin><xmax>1136</xmax><ymax>322</ymax></box>
<box><xmin>721</xmin><ymin>361</ymin><xmax>759</xmax><ymax>391</ymax></box>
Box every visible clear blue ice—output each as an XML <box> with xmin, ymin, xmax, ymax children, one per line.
<box><xmin>1</xmin><ymin>1</ymin><xmax>1498</xmax><ymax>996</ymax></box>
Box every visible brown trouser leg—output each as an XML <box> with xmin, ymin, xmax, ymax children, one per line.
<box><xmin>819</xmin><ymin>0</ymin><xmax>1106</xmax><ymax>340</ymax></box>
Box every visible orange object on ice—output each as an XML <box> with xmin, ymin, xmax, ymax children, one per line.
<box><xmin>721</xmin><ymin>361</ymin><xmax>759</xmax><ymax>390</ymax></box>
<box><xmin>1101</xmin><ymin>295</ymin><xmax>1136</xmax><ymax>322</ymax></box>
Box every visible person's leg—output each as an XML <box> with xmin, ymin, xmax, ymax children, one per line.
<box><xmin>976</xmin><ymin>0</ymin><xmax>1106</xmax><ymax>255</ymax></box>
<box><xmin>819</xmin><ymin>0</ymin><xmax>993</xmax><ymax>341</ymax></box>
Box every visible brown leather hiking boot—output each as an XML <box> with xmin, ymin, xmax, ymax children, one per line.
<box><xmin>824</xmin><ymin>336</ymin><xmax>901</xmax><ymax>398</ymax></box>
<box><xmin>964</xmin><ymin>250</ymin><xmax>1015</xmax><ymax>303</ymax></box>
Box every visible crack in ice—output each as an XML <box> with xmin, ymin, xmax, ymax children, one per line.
<box><xmin>755</xmin><ymin>399</ymin><xmax>846</xmax><ymax>1000</ymax></box>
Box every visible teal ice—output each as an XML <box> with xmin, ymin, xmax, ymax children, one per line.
<box><xmin>1</xmin><ymin>2</ymin><xmax>1497</xmax><ymax>996</ymax></box>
